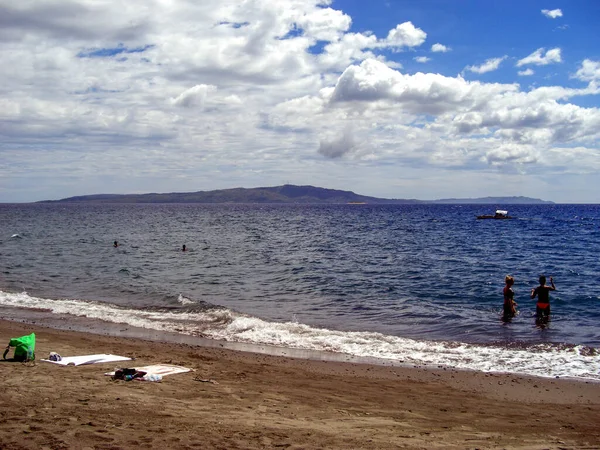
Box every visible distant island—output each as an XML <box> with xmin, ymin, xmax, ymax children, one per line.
<box><xmin>40</xmin><ymin>185</ymin><xmax>554</xmax><ymax>205</ymax></box>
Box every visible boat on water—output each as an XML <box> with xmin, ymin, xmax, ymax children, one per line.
<box><xmin>476</xmin><ymin>209</ymin><xmax>514</xmax><ymax>220</ymax></box>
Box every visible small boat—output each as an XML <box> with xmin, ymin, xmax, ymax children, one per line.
<box><xmin>476</xmin><ymin>209</ymin><xmax>514</xmax><ymax>220</ymax></box>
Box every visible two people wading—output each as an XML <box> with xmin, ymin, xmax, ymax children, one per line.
<box><xmin>501</xmin><ymin>275</ymin><xmax>556</xmax><ymax>326</ymax></box>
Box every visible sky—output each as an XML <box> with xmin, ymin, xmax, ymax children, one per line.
<box><xmin>1</xmin><ymin>0</ymin><xmax>599</xmax><ymax>203</ymax></box>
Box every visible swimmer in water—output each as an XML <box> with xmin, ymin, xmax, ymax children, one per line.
<box><xmin>531</xmin><ymin>275</ymin><xmax>556</xmax><ymax>326</ymax></box>
<box><xmin>502</xmin><ymin>275</ymin><xmax>517</xmax><ymax>322</ymax></box>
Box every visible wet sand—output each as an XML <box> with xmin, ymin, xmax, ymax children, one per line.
<box><xmin>1</xmin><ymin>319</ymin><xmax>599</xmax><ymax>449</ymax></box>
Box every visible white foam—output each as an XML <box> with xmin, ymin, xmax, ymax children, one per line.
<box><xmin>177</xmin><ymin>294</ymin><xmax>195</xmax><ymax>306</ymax></box>
<box><xmin>2</xmin><ymin>290</ymin><xmax>599</xmax><ymax>381</ymax></box>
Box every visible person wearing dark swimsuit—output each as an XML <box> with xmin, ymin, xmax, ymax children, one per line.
<box><xmin>531</xmin><ymin>275</ymin><xmax>556</xmax><ymax>326</ymax></box>
<box><xmin>502</xmin><ymin>275</ymin><xmax>517</xmax><ymax>322</ymax></box>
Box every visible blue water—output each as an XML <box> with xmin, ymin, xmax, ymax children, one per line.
<box><xmin>1</xmin><ymin>203</ymin><xmax>599</xmax><ymax>379</ymax></box>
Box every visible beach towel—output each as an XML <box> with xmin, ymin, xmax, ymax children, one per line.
<box><xmin>41</xmin><ymin>354</ymin><xmax>131</xmax><ymax>366</ymax></box>
<box><xmin>3</xmin><ymin>333</ymin><xmax>36</xmax><ymax>361</ymax></box>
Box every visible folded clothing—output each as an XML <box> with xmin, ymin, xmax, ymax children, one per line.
<box><xmin>112</xmin><ymin>368</ymin><xmax>147</xmax><ymax>381</ymax></box>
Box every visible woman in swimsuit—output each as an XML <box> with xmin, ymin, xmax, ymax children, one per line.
<box><xmin>502</xmin><ymin>275</ymin><xmax>517</xmax><ymax>322</ymax></box>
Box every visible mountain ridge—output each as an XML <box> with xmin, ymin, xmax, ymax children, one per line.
<box><xmin>40</xmin><ymin>185</ymin><xmax>554</xmax><ymax>204</ymax></box>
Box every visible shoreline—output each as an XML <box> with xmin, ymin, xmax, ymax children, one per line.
<box><xmin>2</xmin><ymin>318</ymin><xmax>600</xmax><ymax>449</ymax></box>
<box><xmin>4</xmin><ymin>306</ymin><xmax>600</xmax><ymax>383</ymax></box>
<box><xmin>0</xmin><ymin>307</ymin><xmax>600</xmax><ymax>384</ymax></box>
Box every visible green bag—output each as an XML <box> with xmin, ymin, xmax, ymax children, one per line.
<box><xmin>3</xmin><ymin>333</ymin><xmax>36</xmax><ymax>361</ymax></box>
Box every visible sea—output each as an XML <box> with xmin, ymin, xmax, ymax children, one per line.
<box><xmin>1</xmin><ymin>202</ymin><xmax>599</xmax><ymax>381</ymax></box>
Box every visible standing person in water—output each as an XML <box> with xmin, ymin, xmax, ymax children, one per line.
<box><xmin>113</xmin><ymin>240</ymin><xmax>119</xmax><ymax>247</ymax></box>
<box><xmin>502</xmin><ymin>275</ymin><xmax>517</xmax><ymax>322</ymax></box>
<box><xmin>182</xmin><ymin>244</ymin><xmax>186</xmax><ymax>252</ymax></box>
<box><xmin>531</xmin><ymin>275</ymin><xmax>556</xmax><ymax>325</ymax></box>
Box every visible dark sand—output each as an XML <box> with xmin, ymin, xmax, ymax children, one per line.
<box><xmin>1</xmin><ymin>319</ymin><xmax>599</xmax><ymax>449</ymax></box>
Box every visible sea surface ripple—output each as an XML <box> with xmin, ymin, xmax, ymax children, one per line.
<box><xmin>1</xmin><ymin>203</ymin><xmax>599</xmax><ymax>380</ymax></box>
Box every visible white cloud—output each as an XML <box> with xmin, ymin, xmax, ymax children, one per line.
<box><xmin>465</xmin><ymin>56</ymin><xmax>507</xmax><ymax>74</ymax></box>
<box><xmin>483</xmin><ymin>143</ymin><xmax>539</xmax><ymax>166</ymax></box>
<box><xmin>318</xmin><ymin>58</ymin><xmax>600</xmax><ymax>160</ymax></box>
<box><xmin>223</xmin><ymin>94</ymin><xmax>243</xmax><ymax>105</ymax></box>
<box><xmin>541</xmin><ymin>9</ymin><xmax>563</xmax><ymax>19</ymax></box>
<box><xmin>414</xmin><ymin>56</ymin><xmax>431</xmax><ymax>63</ymax></box>
<box><xmin>328</xmin><ymin>59</ymin><xmax>519</xmax><ymax>114</ymax></box>
<box><xmin>431</xmin><ymin>43</ymin><xmax>450</xmax><ymax>53</ymax></box>
<box><xmin>516</xmin><ymin>48</ymin><xmax>562</xmax><ymax>66</ymax></box>
<box><xmin>317</xmin><ymin>32</ymin><xmax>378</xmax><ymax>71</ymax></box>
<box><xmin>573</xmin><ymin>59</ymin><xmax>600</xmax><ymax>82</ymax></box>
<box><xmin>171</xmin><ymin>85</ymin><xmax>216</xmax><ymax>108</ymax></box>
<box><xmin>384</xmin><ymin>22</ymin><xmax>427</xmax><ymax>48</ymax></box>
<box><xmin>296</xmin><ymin>7</ymin><xmax>352</xmax><ymax>41</ymax></box>
<box><xmin>315</xmin><ymin>21</ymin><xmax>425</xmax><ymax>71</ymax></box>
<box><xmin>518</xmin><ymin>68</ymin><xmax>535</xmax><ymax>76</ymax></box>
<box><xmin>318</xmin><ymin>128</ymin><xmax>357</xmax><ymax>158</ymax></box>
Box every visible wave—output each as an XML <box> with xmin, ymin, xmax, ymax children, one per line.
<box><xmin>1</xmin><ymin>289</ymin><xmax>598</xmax><ymax>381</ymax></box>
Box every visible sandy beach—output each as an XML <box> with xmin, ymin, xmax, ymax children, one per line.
<box><xmin>1</xmin><ymin>319</ymin><xmax>599</xmax><ymax>449</ymax></box>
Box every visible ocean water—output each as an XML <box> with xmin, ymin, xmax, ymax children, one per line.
<box><xmin>1</xmin><ymin>202</ymin><xmax>599</xmax><ymax>380</ymax></box>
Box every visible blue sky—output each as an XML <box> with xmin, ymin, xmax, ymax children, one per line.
<box><xmin>343</xmin><ymin>1</ymin><xmax>598</xmax><ymax>83</ymax></box>
<box><xmin>0</xmin><ymin>0</ymin><xmax>599</xmax><ymax>202</ymax></box>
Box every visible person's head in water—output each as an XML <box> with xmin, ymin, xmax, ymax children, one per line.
<box><xmin>182</xmin><ymin>244</ymin><xmax>186</xmax><ymax>252</ymax></box>
<box><xmin>505</xmin><ymin>275</ymin><xmax>514</xmax><ymax>286</ymax></box>
<box><xmin>539</xmin><ymin>275</ymin><xmax>546</xmax><ymax>285</ymax></box>
<box><xmin>113</xmin><ymin>241</ymin><xmax>118</xmax><ymax>247</ymax></box>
